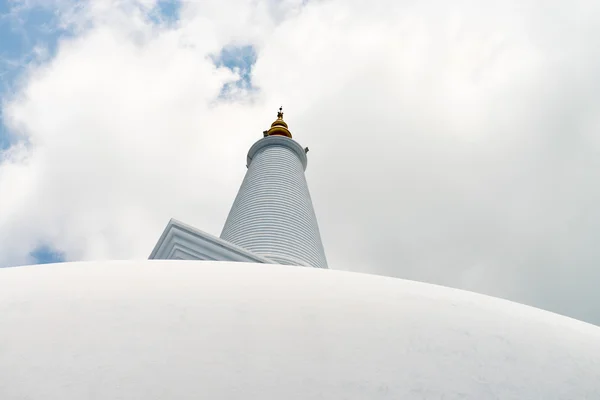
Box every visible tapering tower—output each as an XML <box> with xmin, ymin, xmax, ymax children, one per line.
<box><xmin>220</xmin><ymin>108</ymin><xmax>328</xmax><ymax>268</ymax></box>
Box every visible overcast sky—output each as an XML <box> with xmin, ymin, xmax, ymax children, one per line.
<box><xmin>1</xmin><ymin>0</ymin><xmax>600</xmax><ymax>324</ymax></box>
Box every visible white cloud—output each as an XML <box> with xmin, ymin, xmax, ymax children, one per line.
<box><xmin>2</xmin><ymin>0</ymin><xmax>600</xmax><ymax>323</ymax></box>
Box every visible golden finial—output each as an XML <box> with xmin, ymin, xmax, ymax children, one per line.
<box><xmin>265</xmin><ymin>106</ymin><xmax>292</xmax><ymax>138</ymax></box>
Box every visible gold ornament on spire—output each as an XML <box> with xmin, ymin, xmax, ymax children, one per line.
<box><xmin>265</xmin><ymin>106</ymin><xmax>292</xmax><ymax>138</ymax></box>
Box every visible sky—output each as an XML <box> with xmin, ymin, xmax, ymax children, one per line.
<box><xmin>0</xmin><ymin>0</ymin><xmax>600</xmax><ymax>324</ymax></box>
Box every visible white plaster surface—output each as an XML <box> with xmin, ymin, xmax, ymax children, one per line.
<box><xmin>149</xmin><ymin>218</ymin><xmax>272</xmax><ymax>263</ymax></box>
<box><xmin>1</xmin><ymin>260</ymin><xmax>600</xmax><ymax>399</ymax></box>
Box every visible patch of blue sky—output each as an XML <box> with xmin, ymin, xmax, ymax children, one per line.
<box><xmin>148</xmin><ymin>0</ymin><xmax>181</xmax><ymax>26</ymax></box>
<box><xmin>0</xmin><ymin>110</ymin><xmax>10</xmax><ymax>150</ymax></box>
<box><xmin>0</xmin><ymin>2</ymin><xmax>72</xmax><ymax>150</ymax></box>
<box><xmin>211</xmin><ymin>45</ymin><xmax>258</xmax><ymax>97</ymax></box>
<box><xmin>0</xmin><ymin>5</ymin><xmax>69</xmax><ymax>81</ymax></box>
<box><xmin>30</xmin><ymin>245</ymin><xmax>66</xmax><ymax>264</ymax></box>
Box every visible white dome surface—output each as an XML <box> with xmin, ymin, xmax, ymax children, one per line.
<box><xmin>1</xmin><ymin>260</ymin><xmax>599</xmax><ymax>399</ymax></box>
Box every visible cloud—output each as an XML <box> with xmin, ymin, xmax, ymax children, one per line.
<box><xmin>2</xmin><ymin>0</ymin><xmax>600</xmax><ymax>324</ymax></box>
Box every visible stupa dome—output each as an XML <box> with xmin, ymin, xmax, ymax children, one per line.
<box><xmin>1</xmin><ymin>260</ymin><xmax>599</xmax><ymax>398</ymax></box>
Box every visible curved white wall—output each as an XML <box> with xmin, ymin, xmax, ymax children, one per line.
<box><xmin>220</xmin><ymin>136</ymin><xmax>328</xmax><ymax>268</ymax></box>
<box><xmin>2</xmin><ymin>260</ymin><xmax>600</xmax><ymax>399</ymax></box>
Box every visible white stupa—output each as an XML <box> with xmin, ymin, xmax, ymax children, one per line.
<box><xmin>2</xmin><ymin>110</ymin><xmax>600</xmax><ymax>398</ymax></box>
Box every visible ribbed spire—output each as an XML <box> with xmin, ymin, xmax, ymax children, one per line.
<box><xmin>220</xmin><ymin>110</ymin><xmax>328</xmax><ymax>268</ymax></box>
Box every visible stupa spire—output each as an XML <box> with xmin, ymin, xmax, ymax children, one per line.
<box><xmin>220</xmin><ymin>108</ymin><xmax>328</xmax><ymax>268</ymax></box>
